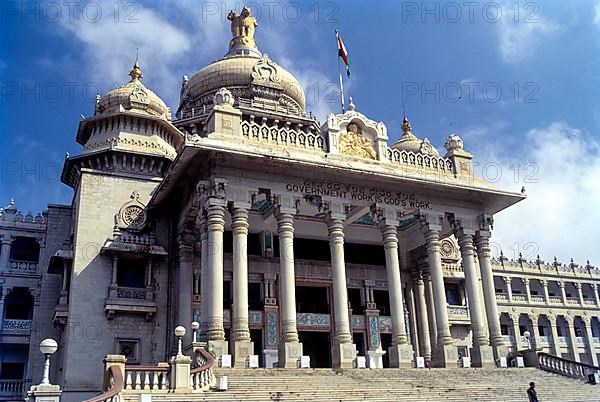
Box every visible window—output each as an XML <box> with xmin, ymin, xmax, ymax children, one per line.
<box><xmin>296</xmin><ymin>286</ymin><xmax>329</xmax><ymax>314</ymax></box>
<box><xmin>501</xmin><ymin>324</ymin><xmax>509</xmax><ymax>335</ymax></box>
<box><xmin>3</xmin><ymin>288</ymin><xmax>34</xmax><ymax>320</ymax></box>
<box><xmin>117</xmin><ymin>339</ymin><xmax>139</xmax><ymax>363</ymax></box>
<box><xmin>445</xmin><ymin>283</ymin><xmax>461</xmax><ymax>305</ymax></box>
<box><xmin>0</xmin><ymin>363</ymin><xmax>25</xmax><ymax>380</ymax></box>
<box><xmin>348</xmin><ymin>288</ymin><xmax>364</xmax><ymax>313</ymax></box>
<box><xmin>9</xmin><ymin>237</ymin><xmax>40</xmax><ymax>262</ymax></box>
<box><xmin>575</xmin><ymin>327</ymin><xmax>583</xmax><ymax>337</ymax></box>
<box><xmin>248</xmin><ymin>282</ymin><xmax>262</xmax><ymax>310</ymax></box>
<box><xmin>373</xmin><ymin>290</ymin><xmax>390</xmax><ymax>316</ymax></box>
<box><xmin>116</xmin><ymin>258</ymin><xmax>146</xmax><ymax>288</ymax></box>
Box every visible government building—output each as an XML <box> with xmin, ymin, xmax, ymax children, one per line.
<box><xmin>1</xmin><ymin>8</ymin><xmax>599</xmax><ymax>402</ymax></box>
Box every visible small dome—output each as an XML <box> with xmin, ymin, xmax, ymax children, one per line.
<box><xmin>181</xmin><ymin>53</ymin><xmax>305</xmax><ymax>113</ymax></box>
<box><xmin>444</xmin><ymin>133</ymin><xmax>464</xmax><ymax>151</ymax></box>
<box><xmin>391</xmin><ymin>116</ymin><xmax>440</xmax><ymax>156</ymax></box>
<box><xmin>97</xmin><ymin>61</ymin><xmax>170</xmax><ymax>119</ymax></box>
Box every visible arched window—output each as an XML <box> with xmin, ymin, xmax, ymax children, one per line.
<box><xmin>3</xmin><ymin>288</ymin><xmax>34</xmax><ymax>320</ymax></box>
<box><xmin>9</xmin><ymin>237</ymin><xmax>40</xmax><ymax>262</ymax></box>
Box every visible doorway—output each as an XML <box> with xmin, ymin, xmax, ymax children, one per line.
<box><xmin>299</xmin><ymin>331</ymin><xmax>331</xmax><ymax>368</ymax></box>
<box><xmin>250</xmin><ymin>329</ymin><xmax>263</xmax><ymax>367</ymax></box>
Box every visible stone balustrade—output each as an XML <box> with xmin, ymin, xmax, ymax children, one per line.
<box><xmin>530</xmin><ymin>295</ymin><xmax>545</xmax><ymax>303</ymax></box>
<box><xmin>512</xmin><ymin>294</ymin><xmax>527</xmax><ymax>302</ymax></box>
<box><xmin>565</xmin><ymin>297</ymin><xmax>580</xmax><ymax>305</ymax></box>
<box><xmin>9</xmin><ymin>259</ymin><xmax>37</xmax><ymax>272</ymax></box>
<box><xmin>549</xmin><ymin>296</ymin><xmax>563</xmax><ymax>304</ymax></box>
<box><xmin>538</xmin><ymin>352</ymin><xmax>599</xmax><ymax>381</ymax></box>
<box><xmin>0</xmin><ymin>379</ymin><xmax>29</xmax><ymax>395</ymax></box>
<box><xmin>124</xmin><ymin>366</ymin><xmax>169</xmax><ymax>391</ymax></box>
<box><xmin>2</xmin><ymin>319</ymin><xmax>32</xmax><ymax>331</ymax></box>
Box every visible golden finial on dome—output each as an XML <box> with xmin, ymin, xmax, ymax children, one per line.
<box><xmin>401</xmin><ymin>116</ymin><xmax>412</xmax><ymax>134</ymax></box>
<box><xmin>129</xmin><ymin>50</ymin><xmax>143</xmax><ymax>82</ymax></box>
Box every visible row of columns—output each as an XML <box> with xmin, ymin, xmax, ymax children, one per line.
<box><xmin>507</xmin><ymin>313</ymin><xmax>599</xmax><ymax>366</ymax></box>
<box><xmin>419</xmin><ymin>215</ymin><xmax>504</xmax><ymax>367</ymax></box>
<box><xmin>501</xmin><ymin>277</ymin><xmax>600</xmax><ymax>307</ymax></box>
<box><xmin>190</xmin><ymin>192</ymin><xmax>416</xmax><ymax>368</ymax></box>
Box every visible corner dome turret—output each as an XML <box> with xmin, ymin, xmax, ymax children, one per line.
<box><xmin>391</xmin><ymin>116</ymin><xmax>440</xmax><ymax>156</ymax></box>
<box><xmin>96</xmin><ymin>61</ymin><xmax>171</xmax><ymax>120</ymax></box>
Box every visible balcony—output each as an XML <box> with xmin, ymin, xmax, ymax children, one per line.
<box><xmin>8</xmin><ymin>259</ymin><xmax>37</xmax><ymax>272</ymax></box>
<box><xmin>447</xmin><ymin>305</ymin><xmax>469</xmax><ymax>322</ymax></box>
<box><xmin>105</xmin><ymin>285</ymin><xmax>156</xmax><ymax>321</ymax></box>
<box><xmin>2</xmin><ymin>319</ymin><xmax>32</xmax><ymax>332</ymax></box>
<box><xmin>0</xmin><ymin>379</ymin><xmax>30</xmax><ymax>399</ymax></box>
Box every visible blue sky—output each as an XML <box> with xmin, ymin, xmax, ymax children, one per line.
<box><xmin>1</xmin><ymin>0</ymin><xmax>600</xmax><ymax>262</ymax></box>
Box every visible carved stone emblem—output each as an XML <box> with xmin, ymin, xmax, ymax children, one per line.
<box><xmin>338</xmin><ymin>122</ymin><xmax>376</xmax><ymax>160</ymax></box>
<box><xmin>252</xmin><ymin>54</ymin><xmax>281</xmax><ymax>83</ymax></box>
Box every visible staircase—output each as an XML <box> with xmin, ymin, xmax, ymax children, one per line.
<box><xmin>121</xmin><ymin>367</ymin><xmax>600</xmax><ymax>402</ymax></box>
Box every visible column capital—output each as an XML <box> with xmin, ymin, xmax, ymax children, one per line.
<box><xmin>559</xmin><ymin>281</ymin><xmax>566</xmax><ymax>289</ymax></box>
<box><xmin>541</xmin><ymin>279</ymin><xmax>548</xmax><ymax>287</ymax></box>
<box><xmin>206</xmin><ymin>202</ymin><xmax>226</xmax><ymax>232</ymax></box>
<box><xmin>563</xmin><ymin>314</ymin><xmax>575</xmax><ymax>325</ymax></box>
<box><xmin>323</xmin><ymin>201</ymin><xmax>347</xmax><ymax>222</ymax></box>
<box><xmin>522</xmin><ymin>278</ymin><xmax>530</xmax><ymax>286</ymax></box>
<box><xmin>419</xmin><ymin>212</ymin><xmax>444</xmax><ymax>233</ymax></box>
<box><xmin>372</xmin><ymin>205</ymin><xmax>400</xmax><ymax>227</ymax></box>
<box><xmin>197</xmin><ymin>178</ymin><xmax>228</xmax><ymax>200</ymax></box>
<box><xmin>274</xmin><ymin>195</ymin><xmax>299</xmax><ymax>216</ymax></box>
<box><xmin>379</xmin><ymin>221</ymin><xmax>399</xmax><ymax>247</ymax></box>
<box><xmin>575</xmin><ymin>282</ymin><xmax>582</xmax><ymax>290</ymax></box>
<box><xmin>230</xmin><ymin>206</ymin><xmax>249</xmax><ymax>235</ymax></box>
<box><xmin>325</xmin><ymin>216</ymin><xmax>344</xmax><ymax>243</ymax></box>
<box><xmin>0</xmin><ymin>235</ymin><xmax>12</xmax><ymax>245</ymax></box>
<box><xmin>477</xmin><ymin>213</ymin><xmax>494</xmax><ymax>234</ymax></box>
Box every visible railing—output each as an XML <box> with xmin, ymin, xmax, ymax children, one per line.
<box><xmin>583</xmin><ymin>298</ymin><xmax>596</xmax><ymax>306</ymax></box>
<box><xmin>83</xmin><ymin>365</ymin><xmax>124</xmax><ymax>402</ymax></box>
<box><xmin>387</xmin><ymin>148</ymin><xmax>454</xmax><ymax>175</ymax></box>
<box><xmin>531</xmin><ymin>295</ymin><xmax>545</xmax><ymax>303</ymax></box>
<box><xmin>538</xmin><ymin>336</ymin><xmax>550</xmax><ymax>345</ymax></box>
<box><xmin>495</xmin><ymin>293</ymin><xmax>509</xmax><ymax>302</ymax></box>
<box><xmin>0</xmin><ymin>379</ymin><xmax>30</xmax><ymax>395</ymax></box>
<box><xmin>558</xmin><ymin>336</ymin><xmax>568</xmax><ymax>345</ymax></box>
<box><xmin>124</xmin><ymin>365</ymin><xmax>169</xmax><ymax>391</ymax></box>
<box><xmin>503</xmin><ymin>335</ymin><xmax>514</xmax><ymax>343</ymax></box>
<box><xmin>576</xmin><ymin>337</ymin><xmax>585</xmax><ymax>345</ymax></box>
<box><xmin>447</xmin><ymin>305</ymin><xmax>469</xmax><ymax>319</ymax></box>
<box><xmin>190</xmin><ymin>345</ymin><xmax>216</xmax><ymax>391</ymax></box>
<box><xmin>538</xmin><ymin>352</ymin><xmax>599</xmax><ymax>381</ymax></box>
<box><xmin>117</xmin><ymin>287</ymin><xmax>147</xmax><ymax>300</ymax></box>
<box><xmin>9</xmin><ymin>259</ymin><xmax>37</xmax><ymax>271</ymax></box>
<box><xmin>566</xmin><ymin>297</ymin><xmax>580</xmax><ymax>305</ymax></box>
<box><xmin>549</xmin><ymin>296</ymin><xmax>563</xmax><ymax>304</ymax></box>
<box><xmin>512</xmin><ymin>294</ymin><xmax>527</xmax><ymax>302</ymax></box>
<box><xmin>2</xmin><ymin>319</ymin><xmax>32</xmax><ymax>331</ymax></box>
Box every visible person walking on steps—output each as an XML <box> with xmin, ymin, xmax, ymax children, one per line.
<box><xmin>527</xmin><ymin>381</ymin><xmax>539</xmax><ymax>402</ymax></box>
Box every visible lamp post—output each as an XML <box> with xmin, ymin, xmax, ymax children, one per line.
<box><xmin>523</xmin><ymin>331</ymin><xmax>531</xmax><ymax>350</ymax></box>
<box><xmin>39</xmin><ymin>339</ymin><xmax>58</xmax><ymax>386</ymax></box>
<box><xmin>175</xmin><ymin>326</ymin><xmax>186</xmax><ymax>357</ymax></box>
<box><xmin>191</xmin><ymin>321</ymin><xmax>199</xmax><ymax>343</ymax></box>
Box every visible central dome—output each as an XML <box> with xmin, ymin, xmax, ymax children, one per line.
<box><xmin>181</xmin><ymin>53</ymin><xmax>305</xmax><ymax>112</ymax></box>
<box><xmin>177</xmin><ymin>7</ymin><xmax>306</xmax><ymax>118</ymax></box>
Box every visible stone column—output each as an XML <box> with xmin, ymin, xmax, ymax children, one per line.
<box><xmin>584</xmin><ymin>318</ymin><xmax>599</xmax><ymax>366</ymax></box>
<box><xmin>178</xmin><ymin>232</ymin><xmax>194</xmax><ymax>346</ymax></box>
<box><xmin>547</xmin><ymin>314</ymin><xmax>561</xmax><ymax>356</ymax></box>
<box><xmin>0</xmin><ymin>235</ymin><xmax>11</xmax><ymax>272</ymax></box>
<box><xmin>456</xmin><ymin>229</ymin><xmax>494</xmax><ymax>368</ymax></box>
<box><xmin>576</xmin><ymin>283</ymin><xmax>584</xmax><ymax>306</ymax></box>
<box><xmin>541</xmin><ymin>280</ymin><xmax>550</xmax><ymax>305</ymax></box>
<box><xmin>230</xmin><ymin>204</ymin><xmax>253</xmax><ymax>367</ymax></box>
<box><xmin>205</xmin><ymin>199</ymin><xmax>228</xmax><ymax>357</ymax></box>
<box><xmin>529</xmin><ymin>314</ymin><xmax>540</xmax><ymax>349</ymax></box>
<box><xmin>559</xmin><ymin>282</ymin><xmax>568</xmax><ymax>305</ymax></box>
<box><xmin>413</xmin><ymin>271</ymin><xmax>432</xmax><ymax>362</ymax></box>
<box><xmin>423</xmin><ymin>272</ymin><xmax>438</xmax><ymax>351</ymax></box>
<box><xmin>594</xmin><ymin>284</ymin><xmax>600</xmax><ymax>307</ymax></box>
<box><xmin>523</xmin><ymin>278</ymin><xmax>532</xmax><ymax>303</ymax></box>
<box><xmin>405</xmin><ymin>284</ymin><xmax>419</xmax><ymax>356</ymax></box>
<box><xmin>504</xmin><ymin>277</ymin><xmax>513</xmax><ymax>302</ymax></box>
<box><xmin>275</xmin><ymin>207</ymin><xmax>302</xmax><ymax>367</ymax></box>
<box><xmin>510</xmin><ymin>313</ymin><xmax>521</xmax><ymax>350</ymax></box>
<box><xmin>380</xmin><ymin>221</ymin><xmax>412</xmax><ymax>368</ymax></box>
<box><xmin>422</xmin><ymin>222</ymin><xmax>456</xmax><ymax>367</ymax></box>
<box><xmin>564</xmin><ymin>315</ymin><xmax>580</xmax><ymax>362</ymax></box>
<box><xmin>327</xmin><ymin>214</ymin><xmax>356</xmax><ymax>368</ymax></box>
<box><xmin>198</xmin><ymin>214</ymin><xmax>209</xmax><ymax>339</ymax></box>
<box><xmin>475</xmin><ymin>229</ymin><xmax>506</xmax><ymax>357</ymax></box>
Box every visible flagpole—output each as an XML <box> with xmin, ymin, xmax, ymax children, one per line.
<box><xmin>336</xmin><ymin>30</ymin><xmax>345</xmax><ymax>113</ymax></box>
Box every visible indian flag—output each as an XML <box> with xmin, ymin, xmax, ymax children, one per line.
<box><xmin>336</xmin><ymin>30</ymin><xmax>350</xmax><ymax>78</ymax></box>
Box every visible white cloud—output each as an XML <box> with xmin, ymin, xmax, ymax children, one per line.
<box><xmin>594</xmin><ymin>2</ymin><xmax>600</xmax><ymax>26</ymax></box>
<box><xmin>495</xmin><ymin>2</ymin><xmax>561</xmax><ymax>63</ymax></box>
<box><xmin>467</xmin><ymin>121</ymin><xmax>600</xmax><ymax>265</ymax></box>
<box><xmin>59</xmin><ymin>4</ymin><xmax>191</xmax><ymax>107</ymax></box>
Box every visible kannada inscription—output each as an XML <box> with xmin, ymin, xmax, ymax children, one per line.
<box><xmin>285</xmin><ymin>179</ymin><xmax>432</xmax><ymax>209</ymax></box>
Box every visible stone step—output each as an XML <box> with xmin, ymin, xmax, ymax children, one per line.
<box><xmin>121</xmin><ymin>367</ymin><xmax>600</xmax><ymax>401</ymax></box>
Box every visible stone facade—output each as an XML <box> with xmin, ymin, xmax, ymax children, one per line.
<box><xmin>3</xmin><ymin>12</ymin><xmax>598</xmax><ymax>402</ymax></box>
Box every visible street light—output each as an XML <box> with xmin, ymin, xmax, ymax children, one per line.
<box><xmin>39</xmin><ymin>338</ymin><xmax>58</xmax><ymax>385</ymax></box>
<box><xmin>523</xmin><ymin>331</ymin><xmax>531</xmax><ymax>349</ymax></box>
<box><xmin>191</xmin><ymin>321</ymin><xmax>200</xmax><ymax>343</ymax></box>
<box><xmin>174</xmin><ymin>326</ymin><xmax>186</xmax><ymax>357</ymax></box>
